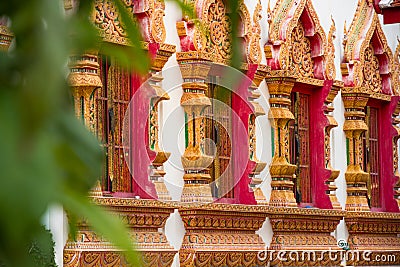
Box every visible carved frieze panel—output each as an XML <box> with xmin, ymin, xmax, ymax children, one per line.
<box><xmin>178</xmin><ymin>203</ymin><xmax>268</xmax><ymax>267</ymax></box>
<box><xmin>345</xmin><ymin>211</ymin><xmax>400</xmax><ymax>266</ymax></box>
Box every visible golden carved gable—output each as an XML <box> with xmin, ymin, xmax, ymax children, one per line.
<box><xmin>342</xmin><ymin>0</ymin><xmax>394</xmax><ymax>96</ymax></box>
<box><xmin>178</xmin><ymin>0</ymin><xmax>260</xmax><ymax>65</ymax></box>
<box><xmin>265</xmin><ymin>0</ymin><xmax>327</xmax><ymax>80</ymax></box>
<box><xmin>93</xmin><ymin>0</ymin><xmax>166</xmax><ymax>45</ymax></box>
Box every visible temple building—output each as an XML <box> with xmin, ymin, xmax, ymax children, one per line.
<box><xmin>3</xmin><ymin>0</ymin><xmax>399</xmax><ymax>266</ymax></box>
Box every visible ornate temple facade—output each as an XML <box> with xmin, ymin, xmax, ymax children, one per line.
<box><xmin>3</xmin><ymin>0</ymin><xmax>399</xmax><ymax>266</ymax></box>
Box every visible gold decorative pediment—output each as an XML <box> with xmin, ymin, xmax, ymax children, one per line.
<box><xmin>265</xmin><ymin>0</ymin><xmax>327</xmax><ymax>80</ymax></box>
<box><xmin>93</xmin><ymin>0</ymin><xmax>167</xmax><ymax>45</ymax></box>
<box><xmin>178</xmin><ymin>0</ymin><xmax>261</xmax><ymax>65</ymax></box>
<box><xmin>342</xmin><ymin>0</ymin><xmax>394</xmax><ymax>96</ymax></box>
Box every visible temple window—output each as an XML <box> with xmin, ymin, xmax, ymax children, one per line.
<box><xmin>289</xmin><ymin>91</ymin><xmax>312</xmax><ymax>205</ymax></box>
<box><xmin>204</xmin><ymin>76</ymin><xmax>234</xmax><ymax>199</ymax></box>
<box><xmin>363</xmin><ymin>105</ymin><xmax>381</xmax><ymax>208</ymax></box>
<box><xmin>97</xmin><ymin>56</ymin><xmax>132</xmax><ymax>193</ymax></box>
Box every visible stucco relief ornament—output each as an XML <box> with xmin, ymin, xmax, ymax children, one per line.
<box><xmin>325</xmin><ymin>16</ymin><xmax>336</xmax><ymax>81</ymax></box>
<box><xmin>150</xmin><ymin>8</ymin><xmax>166</xmax><ymax>43</ymax></box>
<box><xmin>363</xmin><ymin>45</ymin><xmax>382</xmax><ymax>93</ymax></box>
<box><xmin>247</xmin><ymin>0</ymin><xmax>262</xmax><ymax>64</ymax></box>
<box><xmin>94</xmin><ymin>0</ymin><xmax>127</xmax><ymax>37</ymax></box>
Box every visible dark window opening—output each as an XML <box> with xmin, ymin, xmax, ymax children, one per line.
<box><xmin>205</xmin><ymin>76</ymin><xmax>234</xmax><ymax>199</ymax></box>
<box><xmin>98</xmin><ymin>56</ymin><xmax>132</xmax><ymax>193</ymax></box>
<box><xmin>289</xmin><ymin>92</ymin><xmax>312</xmax><ymax>204</ymax></box>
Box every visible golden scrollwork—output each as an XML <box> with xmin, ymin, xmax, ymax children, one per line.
<box><xmin>266</xmin><ymin>0</ymin><xmax>327</xmax><ymax>77</ymax></box>
<box><xmin>289</xmin><ymin>22</ymin><xmax>314</xmax><ymax>78</ymax></box>
<box><xmin>245</xmin><ymin>0</ymin><xmax>262</xmax><ymax>64</ymax></box>
<box><xmin>363</xmin><ymin>45</ymin><xmax>382</xmax><ymax>94</ymax></box>
<box><xmin>205</xmin><ymin>0</ymin><xmax>231</xmax><ymax>61</ymax></box>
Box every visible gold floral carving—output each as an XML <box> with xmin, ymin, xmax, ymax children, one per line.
<box><xmin>266</xmin><ymin>0</ymin><xmax>327</xmax><ymax>77</ymax></box>
<box><xmin>363</xmin><ymin>45</ymin><xmax>382</xmax><ymax>94</ymax></box>
<box><xmin>205</xmin><ymin>0</ymin><xmax>231</xmax><ymax>61</ymax></box>
<box><xmin>178</xmin><ymin>0</ymin><xmax>258</xmax><ymax>65</ymax></box>
<box><xmin>289</xmin><ymin>22</ymin><xmax>314</xmax><ymax>78</ymax></box>
<box><xmin>342</xmin><ymin>1</ymin><xmax>394</xmax><ymax>95</ymax></box>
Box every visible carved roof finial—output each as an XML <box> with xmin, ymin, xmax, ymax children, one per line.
<box><xmin>267</xmin><ymin>0</ymin><xmax>272</xmax><ymax>24</ymax></box>
<box><xmin>343</xmin><ymin>20</ymin><xmax>348</xmax><ymax>47</ymax></box>
<box><xmin>397</xmin><ymin>36</ymin><xmax>400</xmax><ymax>44</ymax></box>
<box><xmin>325</xmin><ymin>15</ymin><xmax>337</xmax><ymax>80</ymax></box>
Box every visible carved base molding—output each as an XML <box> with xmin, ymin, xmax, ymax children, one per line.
<box><xmin>178</xmin><ymin>203</ymin><xmax>268</xmax><ymax>267</ymax></box>
<box><xmin>268</xmin><ymin>207</ymin><xmax>345</xmax><ymax>266</ymax></box>
<box><xmin>64</xmin><ymin>251</ymin><xmax>175</xmax><ymax>267</ymax></box>
<box><xmin>345</xmin><ymin>211</ymin><xmax>400</xmax><ymax>266</ymax></box>
<box><xmin>63</xmin><ymin>197</ymin><xmax>177</xmax><ymax>267</ymax></box>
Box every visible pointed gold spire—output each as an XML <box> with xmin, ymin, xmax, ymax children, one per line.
<box><xmin>343</xmin><ymin>20</ymin><xmax>348</xmax><ymax>47</ymax></box>
<box><xmin>267</xmin><ymin>0</ymin><xmax>272</xmax><ymax>24</ymax></box>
